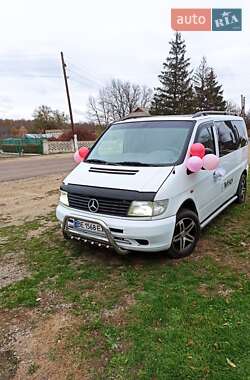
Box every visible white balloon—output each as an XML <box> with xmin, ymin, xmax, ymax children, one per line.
<box><xmin>214</xmin><ymin>167</ymin><xmax>226</xmax><ymax>177</ymax></box>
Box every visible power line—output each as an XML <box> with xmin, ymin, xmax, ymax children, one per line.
<box><xmin>69</xmin><ymin>68</ymin><xmax>102</xmax><ymax>88</ymax></box>
<box><xmin>0</xmin><ymin>54</ymin><xmax>106</xmax><ymax>89</ymax></box>
<box><xmin>68</xmin><ymin>70</ymin><xmax>101</xmax><ymax>90</ymax></box>
<box><xmin>68</xmin><ymin>63</ymin><xmax>105</xmax><ymax>89</ymax></box>
<box><xmin>69</xmin><ymin>76</ymin><xmax>97</xmax><ymax>89</ymax></box>
<box><xmin>70</xmin><ymin>62</ymin><xmax>105</xmax><ymax>86</ymax></box>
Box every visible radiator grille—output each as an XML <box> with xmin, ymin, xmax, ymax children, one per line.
<box><xmin>68</xmin><ymin>193</ymin><xmax>131</xmax><ymax>217</ymax></box>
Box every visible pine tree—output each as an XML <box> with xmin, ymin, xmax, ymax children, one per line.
<box><xmin>193</xmin><ymin>57</ymin><xmax>226</xmax><ymax>111</ymax></box>
<box><xmin>150</xmin><ymin>33</ymin><xmax>194</xmax><ymax>115</ymax></box>
<box><xmin>193</xmin><ymin>57</ymin><xmax>210</xmax><ymax>111</ymax></box>
<box><xmin>205</xmin><ymin>68</ymin><xmax>226</xmax><ymax>111</ymax></box>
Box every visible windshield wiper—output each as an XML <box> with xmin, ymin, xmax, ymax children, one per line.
<box><xmin>112</xmin><ymin>161</ymin><xmax>152</xmax><ymax>167</ymax></box>
<box><xmin>86</xmin><ymin>159</ymin><xmax>154</xmax><ymax>167</ymax></box>
<box><xmin>85</xmin><ymin>159</ymin><xmax>109</xmax><ymax>164</ymax></box>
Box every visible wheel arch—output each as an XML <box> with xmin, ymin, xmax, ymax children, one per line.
<box><xmin>177</xmin><ymin>198</ymin><xmax>198</xmax><ymax>216</ymax></box>
<box><xmin>242</xmin><ymin>169</ymin><xmax>247</xmax><ymax>177</ymax></box>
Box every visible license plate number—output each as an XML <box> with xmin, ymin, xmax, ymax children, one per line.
<box><xmin>73</xmin><ymin>220</ymin><xmax>103</xmax><ymax>233</ymax></box>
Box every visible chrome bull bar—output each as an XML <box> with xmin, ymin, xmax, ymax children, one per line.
<box><xmin>62</xmin><ymin>216</ymin><xmax>129</xmax><ymax>256</ymax></box>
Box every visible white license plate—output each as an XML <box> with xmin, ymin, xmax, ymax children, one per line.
<box><xmin>73</xmin><ymin>220</ymin><xmax>103</xmax><ymax>233</ymax></box>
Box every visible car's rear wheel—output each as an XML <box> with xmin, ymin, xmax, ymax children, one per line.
<box><xmin>168</xmin><ymin>208</ymin><xmax>200</xmax><ymax>259</ymax></box>
<box><xmin>236</xmin><ymin>173</ymin><xmax>247</xmax><ymax>204</ymax></box>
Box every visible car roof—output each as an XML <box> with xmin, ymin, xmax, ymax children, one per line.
<box><xmin>114</xmin><ymin>114</ymin><xmax>244</xmax><ymax>125</ymax></box>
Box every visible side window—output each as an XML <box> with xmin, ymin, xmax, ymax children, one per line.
<box><xmin>231</xmin><ymin>120</ymin><xmax>248</xmax><ymax>148</ymax></box>
<box><xmin>195</xmin><ymin>124</ymin><xmax>215</xmax><ymax>154</ymax></box>
<box><xmin>215</xmin><ymin>121</ymin><xmax>238</xmax><ymax>156</ymax></box>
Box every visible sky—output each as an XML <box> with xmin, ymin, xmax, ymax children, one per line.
<box><xmin>0</xmin><ymin>0</ymin><xmax>249</xmax><ymax>121</ymax></box>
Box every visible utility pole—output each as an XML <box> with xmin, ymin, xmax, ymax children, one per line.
<box><xmin>60</xmin><ymin>51</ymin><xmax>77</xmax><ymax>150</ymax></box>
<box><xmin>240</xmin><ymin>94</ymin><xmax>246</xmax><ymax>118</ymax></box>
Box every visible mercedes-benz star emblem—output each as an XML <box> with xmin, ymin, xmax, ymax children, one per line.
<box><xmin>88</xmin><ymin>198</ymin><xmax>99</xmax><ymax>213</ymax></box>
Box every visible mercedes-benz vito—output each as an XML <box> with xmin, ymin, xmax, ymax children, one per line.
<box><xmin>56</xmin><ymin>111</ymin><xmax>248</xmax><ymax>258</ymax></box>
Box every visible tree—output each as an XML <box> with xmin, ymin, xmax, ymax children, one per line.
<box><xmin>56</xmin><ymin>123</ymin><xmax>96</xmax><ymax>141</ymax></box>
<box><xmin>52</xmin><ymin>109</ymin><xmax>69</xmax><ymax>127</ymax></box>
<box><xmin>32</xmin><ymin>105</ymin><xmax>68</xmax><ymax>133</ymax></box>
<box><xmin>246</xmin><ymin>110</ymin><xmax>250</xmax><ymax>134</ymax></box>
<box><xmin>193</xmin><ymin>57</ymin><xmax>226</xmax><ymax>111</ymax></box>
<box><xmin>225</xmin><ymin>100</ymin><xmax>240</xmax><ymax>114</ymax></box>
<box><xmin>88</xmin><ymin>79</ymin><xmax>152</xmax><ymax>126</ymax></box>
<box><xmin>150</xmin><ymin>32</ymin><xmax>194</xmax><ymax>115</ymax></box>
<box><xmin>204</xmin><ymin>69</ymin><xmax>226</xmax><ymax>111</ymax></box>
<box><xmin>193</xmin><ymin>57</ymin><xmax>210</xmax><ymax>111</ymax></box>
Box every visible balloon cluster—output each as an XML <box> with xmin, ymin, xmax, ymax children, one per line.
<box><xmin>186</xmin><ymin>143</ymin><xmax>219</xmax><ymax>173</ymax></box>
<box><xmin>73</xmin><ymin>147</ymin><xmax>90</xmax><ymax>164</ymax></box>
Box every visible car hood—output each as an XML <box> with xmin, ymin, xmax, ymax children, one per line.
<box><xmin>63</xmin><ymin>162</ymin><xmax>173</xmax><ymax>192</ymax></box>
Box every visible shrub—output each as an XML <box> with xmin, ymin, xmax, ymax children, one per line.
<box><xmin>57</xmin><ymin>125</ymin><xmax>96</xmax><ymax>141</ymax></box>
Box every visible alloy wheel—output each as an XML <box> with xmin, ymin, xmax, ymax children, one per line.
<box><xmin>172</xmin><ymin>217</ymin><xmax>197</xmax><ymax>252</ymax></box>
<box><xmin>240</xmin><ymin>176</ymin><xmax>247</xmax><ymax>202</ymax></box>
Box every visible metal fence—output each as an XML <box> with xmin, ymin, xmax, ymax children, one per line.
<box><xmin>0</xmin><ymin>137</ymin><xmax>44</xmax><ymax>155</ymax></box>
<box><xmin>0</xmin><ymin>138</ymin><xmax>94</xmax><ymax>155</ymax></box>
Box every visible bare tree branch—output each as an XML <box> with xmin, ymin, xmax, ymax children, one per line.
<box><xmin>87</xmin><ymin>79</ymin><xmax>152</xmax><ymax>126</ymax></box>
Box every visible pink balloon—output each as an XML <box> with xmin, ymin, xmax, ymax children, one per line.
<box><xmin>190</xmin><ymin>143</ymin><xmax>205</xmax><ymax>159</ymax></box>
<box><xmin>73</xmin><ymin>150</ymin><xmax>82</xmax><ymax>164</ymax></box>
<box><xmin>186</xmin><ymin>156</ymin><xmax>203</xmax><ymax>173</ymax></box>
<box><xmin>203</xmin><ymin>154</ymin><xmax>219</xmax><ymax>171</ymax></box>
<box><xmin>78</xmin><ymin>146</ymin><xmax>89</xmax><ymax>160</ymax></box>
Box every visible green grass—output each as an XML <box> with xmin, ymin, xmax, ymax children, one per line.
<box><xmin>27</xmin><ymin>362</ymin><xmax>40</xmax><ymax>375</ymax></box>
<box><xmin>0</xmin><ymin>180</ymin><xmax>250</xmax><ymax>379</ymax></box>
<box><xmin>101</xmin><ymin>261</ymin><xmax>250</xmax><ymax>380</ymax></box>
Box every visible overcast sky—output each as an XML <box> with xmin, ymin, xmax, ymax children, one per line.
<box><xmin>0</xmin><ymin>0</ymin><xmax>249</xmax><ymax>120</ymax></box>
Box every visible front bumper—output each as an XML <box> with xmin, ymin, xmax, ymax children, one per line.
<box><xmin>56</xmin><ymin>203</ymin><xmax>176</xmax><ymax>254</ymax></box>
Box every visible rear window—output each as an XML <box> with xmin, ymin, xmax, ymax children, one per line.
<box><xmin>215</xmin><ymin>120</ymin><xmax>248</xmax><ymax>156</ymax></box>
<box><xmin>231</xmin><ymin>120</ymin><xmax>248</xmax><ymax>148</ymax></box>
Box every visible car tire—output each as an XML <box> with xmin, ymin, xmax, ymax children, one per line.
<box><xmin>167</xmin><ymin>208</ymin><xmax>200</xmax><ymax>259</ymax></box>
<box><xmin>236</xmin><ymin>173</ymin><xmax>247</xmax><ymax>204</ymax></box>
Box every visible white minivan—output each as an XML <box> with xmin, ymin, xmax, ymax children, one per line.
<box><xmin>56</xmin><ymin>111</ymin><xmax>248</xmax><ymax>258</ymax></box>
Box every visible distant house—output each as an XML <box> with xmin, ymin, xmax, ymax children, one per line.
<box><xmin>44</xmin><ymin>129</ymin><xmax>64</xmax><ymax>139</ymax></box>
<box><xmin>25</xmin><ymin>134</ymin><xmax>47</xmax><ymax>139</ymax></box>
<box><xmin>25</xmin><ymin>129</ymin><xmax>64</xmax><ymax>140</ymax></box>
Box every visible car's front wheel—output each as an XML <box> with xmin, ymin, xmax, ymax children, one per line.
<box><xmin>168</xmin><ymin>208</ymin><xmax>200</xmax><ymax>259</ymax></box>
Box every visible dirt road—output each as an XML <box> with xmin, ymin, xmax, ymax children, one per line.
<box><xmin>0</xmin><ymin>154</ymin><xmax>76</xmax><ymax>182</ymax></box>
<box><xmin>0</xmin><ymin>173</ymin><xmax>67</xmax><ymax>227</ymax></box>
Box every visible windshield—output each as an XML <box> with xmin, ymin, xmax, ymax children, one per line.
<box><xmin>86</xmin><ymin>121</ymin><xmax>194</xmax><ymax>166</ymax></box>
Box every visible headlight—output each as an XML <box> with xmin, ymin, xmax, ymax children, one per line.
<box><xmin>59</xmin><ymin>190</ymin><xmax>69</xmax><ymax>206</ymax></box>
<box><xmin>128</xmin><ymin>200</ymin><xmax>168</xmax><ymax>217</ymax></box>
<box><xmin>153</xmin><ymin>200</ymin><xmax>169</xmax><ymax>216</ymax></box>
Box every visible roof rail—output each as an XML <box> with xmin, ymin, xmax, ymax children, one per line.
<box><xmin>192</xmin><ymin>111</ymin><xmax>238</xmax><ymax>118</ymax></box>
